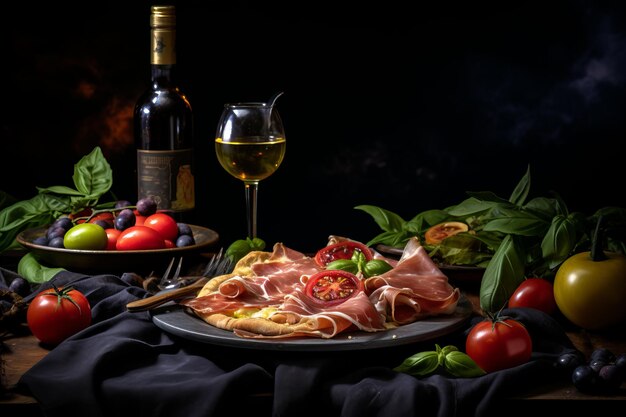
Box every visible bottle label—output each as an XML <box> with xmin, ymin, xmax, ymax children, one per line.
<box><xmin>137</xmin><ymin>149</ymin><xmax>195</xmax><ymax>212</ymax></box>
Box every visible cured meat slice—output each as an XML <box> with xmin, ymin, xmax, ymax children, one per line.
<box><xmin>364</xmin><ymin>237</ymin><xmax>460</xmax><ymax>323</ymax></box>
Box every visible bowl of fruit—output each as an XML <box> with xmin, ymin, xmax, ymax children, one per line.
<box><xmin>16</xmin><ymin>198</ymin><xmax>219</xmax><ymax>274</ymax></box>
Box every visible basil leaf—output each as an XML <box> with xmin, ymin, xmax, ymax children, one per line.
<box><xmin>508</xmin><ymin>165</ymin><xmax>531</xmax><ymax>206</ymax></box>
<box><xmin>483</xmin><ymin>207</ymin><xmax>548</xmax><ymax>236</ymax></box>
<box><xmin>73</xmin><ymin>146</ymin><xmax>113</xmax><ymax>198</ymax></box>
<box><xmin>541</xmin><ymin>215</ymin><xmax>578</xmax><ymax>269</ymax></box>
<box><xmin>479</xmin><ymin>234</ymin><xmax>526</xmax><ymax>313</ymax></box>
<box><xmin>406</xmin><ymin>209</ymin><xmax>450</xmax><ymax>232</ymax></box>
<box><xmin>523</xmin><ymin>196</ymin><xmax>562</xmax><ymax>221</ymax></box>
<box><xmin>363</xmin><ymin>259</ymin><xmax>393</xmax><ymax>277</ymax></box>
<box><xmin>355</xmin><ymin>205</ymin><xmax>406</xmax><ymax>232</ymax></box>
<box><xmin>444</xmin><ymin>350</ymin><xmax>486</xmax><ymax>378</ymax></box>
<box><xmin>393</xmin><ymin>351</ymin><xmax>439</xmax><ymax>376</ymax></box>
<box><xmin>17</xmin><ymin>253</ymin><xmax>65</xmax><ymax>284</ymax></box>
<box><xmin>447</xmin><ymin>197</ymin><xmax>499</xmax><ymax>217</ymax></box>
<box><xmin>326</xmin><ymin>259</ymin><xmax>359</xmax><ymax>274</ymax></box>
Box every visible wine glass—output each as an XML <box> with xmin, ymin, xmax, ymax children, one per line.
<box><xmin>215</xmin><ymin>96</ymin><xmax>286</xmax><ymax>239</ymax></box>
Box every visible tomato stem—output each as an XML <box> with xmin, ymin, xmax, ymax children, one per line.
<box><xmin>590</xmin><ymin>215</ymin><xmax>608</xmax><ymax>262</ymax></box>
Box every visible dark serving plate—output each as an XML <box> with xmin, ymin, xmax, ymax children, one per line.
<box><xmin>16</xmin><ymin>224</ymin><xmax>219</xmax><ymax>274</ymax></box>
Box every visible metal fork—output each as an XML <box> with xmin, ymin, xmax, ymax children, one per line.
<box><xmin>126</xmin><ymin>249</ymin><xmax>233</xmax><ymax>312</ymax></box>
<box><xmin>158</xmin><ymin>256</ymin><xmax>184</xmax><ymax>290</ymax></box>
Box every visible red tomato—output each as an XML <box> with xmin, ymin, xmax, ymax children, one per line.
<box><xmin>116</xmin><ymin>226</ymin><xmax>166</xmax><ymax>250</ymax></box>
<box><xmin>508</xmin><ymin>278</ymin><xmax>557</xmax><ymax>315</ymax></box>
<box><xmin>135</xmin><ymin>215</ymin><xmax>146</xmax><ymax>226</ymax></box>
<box><xmin>143</xmin><ymin>213</ymin><xmax>179</xmax><ymax>241</ymax></box>
<box><xmin>466</xmin><ymin>318</ymin><xmax>532</xmax><ymax>373</ymax></box>
<box><xmin>27</xmin><ymin>286</ymin><xmax>92</xmax><ymax>345</ymax></box>
<box><xmin>164</xmin><ymin>239</ymin><xmax>175</xmax><ymax>248</ymax></box>
<box><xmin>104</xmin><ymin>228</ymin><xmax>122</xmax><ymax>250</ymax></box>
<box><xmin>304</xmin><ymin>270</ymin><xmax>364</xmax><ymax>306</ymax></box>
<box><xmin>314</xmin><ymin>241</ymin><xmax>373</xmax><ymax>267</ymax></box>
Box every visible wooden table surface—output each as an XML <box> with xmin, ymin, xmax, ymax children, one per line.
<box><xmin>1</xmin><ymin>276</ymin><xmax>625</xmax><ymax>415</ymax></box>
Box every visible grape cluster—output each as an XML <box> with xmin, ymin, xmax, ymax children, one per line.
<box><xmin>555</xmin><ymin>348</ymin><xmax>626</xmax><ymax>394</ymax></box>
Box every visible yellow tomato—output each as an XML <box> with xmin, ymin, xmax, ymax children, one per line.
<box><xmin>553</xmin><ymin>251</ymin><xmax>626</xmax><ymax>330</ymax></box>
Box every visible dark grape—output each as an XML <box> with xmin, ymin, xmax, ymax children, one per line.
<box><xmin>176</xmin><ymin>234</ymin><xmax>195</xmax><ymax>247</ymax></box>
<box><xmin>48</xmin><ymin>236</ymin><xmax>65</xmax><ymax>248</ymax></box>
<box><xmin>590</xmin><ymin>348</ymin><xmax>616</xmax><ymax>364</ymax></box>
<box><xmin>46</xmin><ymin>226</ymin><xmax>66</xmax><ymax>240</ymax></box>
<box><xmin>136</xmin><ymin>197</ymin><xmax>157</xmax><ymax>216</ymax></box>
<box><xmin>115</xmin><ymin>209</ymin><xmax>136</xmax><ymax>231</ymax></box>
<box><xmin>177</xmin><ymin>223</ymin><xmax>192</xmax><ymax>236</ymax></box>
<box><xmin>555</xmin><ymin>351</ymin><xmax>585</xmax><ymax>374</ymax></box>
<box><xmin>8</xmin><ymin>277</ymin><xmax>30</xmax><ymax>297</ymax></box>
<box><xmin>589</xmin><ymin>359</ymin><xmax>607</xmax><ymax>373</ymax></box>
<box><xmin>598</xmin><ymin>365</ymin><xmax>623</xmax><ymax>392</ymax></box>
<box><xmin>33</xmin><ymin>236</ymin><xmax>49</xmax><ymax>246</ymax></box>
<box><xmin>572</xmin><ymin>365</ymin><xmax>599</xmax><ymax>393</ymax></box>
<box><xmin>52</xmin><ymin>216</ymin><xmax>73</xmax><ymax>231</ymax></box>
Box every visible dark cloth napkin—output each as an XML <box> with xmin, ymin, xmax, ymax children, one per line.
<box><xmin>14</xmin><ymin>269</ymin><xmax>578</xmax><ymax>417</ymax></box>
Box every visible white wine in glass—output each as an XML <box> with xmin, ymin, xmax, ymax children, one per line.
<box><xmin>215</xmin><ymin>99</ymin><xmax>286</xmax><ymax>239</ymax></box>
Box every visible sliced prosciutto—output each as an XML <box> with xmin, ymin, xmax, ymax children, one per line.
<box><xmin>182</xmin><ymin>236</ymin><xmax>460</xmax><ymax>339</ymax></box>
<box><xmin>364</xmin><ymin>237</ymin><xmax>459</xmax><ymax>324</ymax></box>
<box><xmin>182</xmin><ymin>243</ymin><xmax>322</xmax><ymax>315</ymax></box>
<box><xmin>235</xmin><ymin>290</ymin><xmax>387</xmax><ymax>339</ymax></box>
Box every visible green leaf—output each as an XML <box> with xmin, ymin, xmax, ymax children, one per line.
<box><xmin>464</xmin><ymin>191</ymin><xmax>511</xmax><ymax>206</ymax></box>
<box><xmin>0</xmin><ymin>194</ymin><xmax>70</xmax><ymax>252</ymax></box>
<box><xmin>509</xmin><ymin>165</ymin><xmax>531</xmax><ymax>206</ymax></box>
<box><xmin>443</xmin><ymin>351</ymin><xmax>486</xmax><ymax>377</ymax></box>
<box><xmin>37</xmin><ymin>185</ymin><xmax>84</xmax><ymax>196</ymax></box>
<box><xmin>17</xmin><ymin>253</ymin><xmax>65</xmax><ymax>284</ymax></box>
<box><xmin>483</xmin><ymin>207</ymin><xmax>548</xmax><ymax>236</ymax></box>
<box><xmin>541</xmin><ymin>215</ymin><xmax>578</xmax><ymax>269</ymax></box>
<box><xmin>523</xmin><ymin>197</ymin><xmax>561</xmax><ymax>221</ymax></box>
<box><xmin>393</xmin><ymin>351</ymin><xmax>439</xmax><ymax>376</ymax></box>
<box><xmin>406</xmin><ymin>209</ymin><xmax>450</xmax><ymax>233</ymax></box>
<box><xmin>479</xmin><ymin>234</ymin><xmax>526</xmax><ymax>313</ymax></box>
<box><xmin>354</xmin><ymin>205</ymin><xmax>406</xmax><ymax>232</ymax></box>
<box><xmin>72</xmin><ymin>146</ymin><xmax>113</xmax><ymax>198</ymax></box>
<box><xmin>447</xmin><ymin>197</ymin><xmax>499</xmax><ymax>217</ymax></box>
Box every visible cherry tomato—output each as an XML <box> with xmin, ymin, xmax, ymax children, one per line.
<box><xmin>116</xmin><ymin>226</ymin><xmax>166</xmax><ymax>251</ymax></box>
<box><xmin>466</xmin><ymin>317</ymin><xmax>532</xmax><ymax>373</ymax></box>
<box><xmin>424</xmin><ymin>221</ymin><xmax>469</xmax><ymax>245</ymax></box>
<box><xmin>27</xmin><ymin>286</ymin><xmax>92</xmax><ymax>345</ymax></box>
<box><xmin>508</xmin><ymin>277</ymin><xmax>557</xmax><ymax>315</ymax></box>
<box><xmin>135</xmin><ymin>215</ymin><xmax>146</xmax><ymax>226</ymax></box>
<box><xmin>143</xmin><ymin>213</ymin><xmax>179</xmax><ymax>241</ymax></box>
<box><xmin>304</xmin><ymin>270</ymin><xmax>364</xmax><ymax>306</ymax></box>
<box><xmin>314</xmin><ymin>241</ymin><xmax>373</xmax><ymax>267</ymax></box>
<box><xmin>104</xmin><ymin>228</ymin><xmax>122</xmax><ymax>250</ymax></box>
<box><xmin>63</xmin><ymin>223</ymin><xmax>108</xmax><ymax>250</ymax></box>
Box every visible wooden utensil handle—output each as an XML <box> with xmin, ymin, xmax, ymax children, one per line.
<box><xmin>126</xmin><ymin>278</ymin><xmax>208</xmax><ymax>312</ymax></box>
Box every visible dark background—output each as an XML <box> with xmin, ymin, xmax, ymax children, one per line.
<box><xmin>2</xmin><ymin>1</ymin><xmax>625</xmax><ymax>253</ymax></box>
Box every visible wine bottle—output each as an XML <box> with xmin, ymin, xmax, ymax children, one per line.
<box><xmin>134</xmin><ymin>5</ymin><xmax>195</xmax><ymax>223</ymax></box>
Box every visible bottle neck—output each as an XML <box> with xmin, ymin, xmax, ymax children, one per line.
<box><xmin>150</xmin><ymin>65</ymin><xmax>177</xmax><ymax>87</ymax></box>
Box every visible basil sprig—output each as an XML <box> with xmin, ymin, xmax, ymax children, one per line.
<box><xmin>355</xmin><ymin>165</ymin><xmax>626</xmax><ymax>314</ymax></box>
<box><xmin>0</xmin><ymin>147</ymin><xmax>113</xmax><ymax>253</ymax></box>
<box><xmin>325</xmin><ymin>249</ymin><xmax>393</xmax><ymax>278</ymax></box>
<box><xmin>394</xmin><ymin>344</ymin><xmax>485</xmax><ymax>378</ymax></box>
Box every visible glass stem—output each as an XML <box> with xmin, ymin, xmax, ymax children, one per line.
<box><xmin>244</xmin><ymin>181</ymin><xmax>259</xmax><ymax>239</ymax></box>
